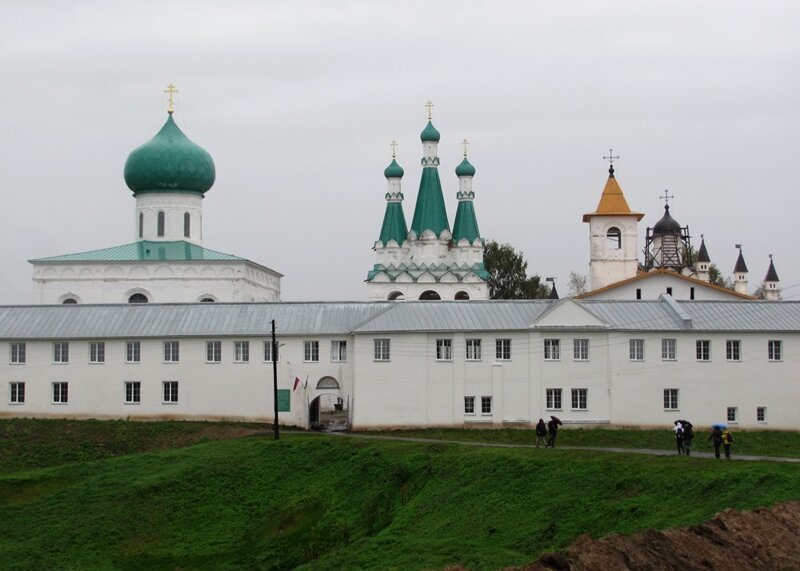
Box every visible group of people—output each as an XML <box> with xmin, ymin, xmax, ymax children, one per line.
<box><xmin>674</xmin><ymin>420</ymin><xmax>734</xmax><ymax>459</ymax></box>
<box><xmin>535</xmin><ymin>417</ymin><xmax>560</xmax><ymax>448</ymax></box>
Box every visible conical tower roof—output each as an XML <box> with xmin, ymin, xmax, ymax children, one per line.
<box><xmin>452</xmin><ymin>200</ymin><xmax>480</xmax><ymax>243</ymax></box>
<box><xmin>378</xmin><ymin>156</ymin><xmax>408</xmax><ymax>245</ymax></box>
<box><xmin>583</xmin><ymin>166</ymin><xmax>643</xmax><ymax>222</ymax></box>
<box><xmin>697</xmin><ymin>236</ymin><xmax>711</xmax><ymax>263</ymax></box>
<box><xmin>764</xmin><ymin>256</ymin><xmax>780</xmax><ymax>282</ymax></box>
<box><xmin>734</xmin><ymin>248</ymin><xmax>749</xmax><ymax>273</ymax></box>
<box><xmin>410</xmin><ymin>116</ymin><xmax>449</xmax><ymax>237</ymax></box>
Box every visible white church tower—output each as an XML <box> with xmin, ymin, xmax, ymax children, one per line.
<box><xmin>582</xmin><ymin>156</ymin><xmax>643</xmax><ymax>291</ymax></box>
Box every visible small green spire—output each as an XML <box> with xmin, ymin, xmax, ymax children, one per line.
<box><xmin>452</xmin><ymin>200</ymin><xmax>481</xmax><ymax>244</ymax></box>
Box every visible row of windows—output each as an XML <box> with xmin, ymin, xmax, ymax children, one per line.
<box><xmin>630</xmin><ymin>339</ymin><xmax>782</xmax><ymax>362</ymax></box>
<box><xmin>374</xmin><ymin>339</ymin><xmax>513</xmax><ymax>362</ymax></box>
<box><xmin>140</xmin><ymin>211</ymin><xmax>192</xmax><ymax>239</ymax></box>
<box><xmin>8</xmin><ymin>381</ymin><xmax>179</xmax><ymax>404</ymax></box>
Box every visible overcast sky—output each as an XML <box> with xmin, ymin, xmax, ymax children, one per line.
<box><xmin>1</xmin><ymin>1</ymin><xmax>799</xmax><ymax>303</ymax></box>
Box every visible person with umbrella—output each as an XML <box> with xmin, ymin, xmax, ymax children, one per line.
<box><xmin>546</xmin><ymin>416</ymin><xmax>562</xmax><ymax>448</ymax></box>
<box><xmin>709</xmin><ymin>424</ymin><xmax>725</xmax><ymax>459</ymax></box>
<box><xmin>681</xmin><ymin>420</ymin><xmax>694</xmax><ymax>455</ymax></box>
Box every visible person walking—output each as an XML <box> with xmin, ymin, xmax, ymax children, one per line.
<box><xmin>535</xmin><ymin>418</ymin><xmax>547</xmax><ymax>448</ymax></box>
<box><xmin>709</xmin><ymin>425</ymin><xmax>724</xmax><ymax>459</ymax></box>
<box><xmin>673</xmin><ymin>421</ymin><xmax>685</xmax><ymax>455</ymax></box>
<box><xmin>721</xmin><ymin>428</ymin><xmax>734</xmax><ymax>459</ymax></box>
<box><xmin>682</xmin><ymin>421</ymin><xmax>694</xmax><ymax>456</ymax></box>
<box><xmin>546</xmin><ymin>417</ymin><xmax>559</xmax><ymax>448</ymax></box>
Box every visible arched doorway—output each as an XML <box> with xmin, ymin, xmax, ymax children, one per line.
<box><xmin>419</xmin><ymin>290</ymin><xmax>441</xmax><ymax>300</ymax></box>
<box><xmin>309</xmin><ymin>377</ymin><xmax>347</xmax><ymax>432</ymax></box>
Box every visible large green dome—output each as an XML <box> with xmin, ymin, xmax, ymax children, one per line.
<box><xmin>420</xmin><ymin>120</ymin><xmax>441</xmax><ymax>142</ymax></box>
<box><xmin>124</xmin><ymin>114</ymin><xmax>215</xmax><ymax>195</ymax></box>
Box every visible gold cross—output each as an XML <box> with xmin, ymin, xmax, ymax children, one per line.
<box><xmin>164</xmin><ymin>83</ymin><xmax>179</xmax><ymax>114</ymax></box>
<box><xmin>462</xmin><ymin>138</ymin><xmax>469</xmax><ymax>157</ymax></box>
<box><xmin>425</xmin><ymin>100</ymin><xmax>434</xmax><ymax>120</ymax></box>
<box><xmin>390</xmin><ymin>140</ymin><xmax>398</xmax><ymax>159</ymax></box>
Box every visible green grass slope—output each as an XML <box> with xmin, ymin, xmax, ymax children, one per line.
<box><xmin>1</xmin><ymin>427</ymin><xmax>799</xmax><ymax>570</ymax></box>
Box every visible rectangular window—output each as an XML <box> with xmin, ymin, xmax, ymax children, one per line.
<box><xmin>89</xmin><ymin>342</ymin><xmax>105</xmax><ymax>363</ymax></box>
<box><xmin>464</xmin><ymin>396</ymin><xmax>475</xmax><ymax>414</ymax></box>
<box><xmin>163</xmin><ymin>381</ymin><xmax>179</xmax><ymax>403</ymax></box>
<box><xmin>546</xmin><ymin>388</ymin><xmax>562</xmax><ymax>410</ymax></box>
<box><xmin>573</xmin><ymin>339</ymin><xmax>589</xmax><ymax>361</ymax></box>
<box><xmin>53</xmin><ymin>342</ymin><xmax>69</xmax><ymax>363</ymax></box>
<box><xmin>10</xmin><ymin>382</ymin><xmax>25</xmax><ymax>404</ymax></box>
<box><xmin>125</xmin><ymin>381</ymin><xmax>141</xmax><ymax>404</ymax></box>
<box><xmin>663</xmin><ymin>388</ymin><xmax>679</xmax><ymax>410</ymax></box>
<box><xmin>636</xmin><ymin>288</ymin><xmax>642</xmax><ymax>300</ymax></box>
<box><xmin>727</xmin><ymin>406</ymin><xmax>738</xmax><ymax>423</ymax></box>
<box><xmin>481</xmin><ymin>396</ymin><xmax>492</xmax><ymax>415</ymax></box>
<box><xmin>629</xmin><ymin>339</ymin><xmax>644</xmax><ymax>361</ymax></box>
<box><xmin>661</xmin><ymin>338</ymin><xmax>676</xmax><ymax>361</ymax></box>
<box><xmin>696</xmin><ymin>340</ymin><xmax>711</xmax><ymax>361</ymax></box>
<box><xmin>304</xmin><ymin>341</ymin><xmax>319</xmax><ymax>362</ymax></box>
<box><xmin>757</xmin><ymin>406</ymin><xmax>767</xmax><ymax>422</ymax></box>
<box><xmin>206</xmin><ymin>341</ymin><xmax>222</xmax><ymax>363</ymax></box>
<box><xmin>544</xmin><ymin>339</ymin><xmax>561</xmax><ymax>361</ymax></box>
<box><xmin>164</xmin><ymin>341</ymin><xmax>180</xmax><ymax>362</ymax></box>
<box><xmin>234</xmin><ymin>341</ymin><xmax>250</xmax><ymax>363</ymax></box>
<box><xmin>666</xmin><ymin>287</ymin><xmax>673</xmax><ymax>296</ymax></box>
<box><xmin>374</xmin><ymin>339</ymin><xmax>390</xmax><ymax>361</ymax></box>
<box><xmin>768</xmin><ymin>340</ymin><xmax>782</xmax><ymax>361</ymax></box>
<box><xmin>571</xmin><ymin>388</ymin><xmax>588</xmax><ymax>410</ymax></box>
<box><xmin>465</xmin><ymin>339</ymin><xmax>482</xmax><ymax>361</ymax></box>
<box><xmin>330</xmin><ymin>340</ymin><xmax>347</xmax><ymax>362</ymax></box>
<box><xmin>495</xmin><ymin>339</ymin><xmax>511</xmax><ymax>360</ymax></box>
<box><xmin>10</xmin><ymin>342</ymin><xmax>26</xmax><ymax>364</ymax></box>
<box><xmin>726</xmin><ymin>340</ymin><xmax>741</xmax><ymax>361</ymax></box>
<box><xmin>436</xmin><ymin>339</ymin><xmax>452</xmax><ymax>361</ymax></box>
<box><xmin>126</xmin><ymin>341</ymin><xmax>141</xmax><ymax>363</ymax></box>
<box><xmin>53</xmin><ymin>382</ymin><xmax>68</xmax><ymax>404</ymax></box>
<box><xmin>263</xmin><ymin>341</ymin><xmax>277</xmax><ymax>362</ymax></box>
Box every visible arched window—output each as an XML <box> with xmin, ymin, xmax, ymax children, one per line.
<box><xmin>419</xmin><ymin>290</ymin><xmax>441</xmax><ymax>300</ymax></box>
<box><xmin>62</xmin><ymin>298</ymin><xmax>78</xmax><ymax>304</ymax></box>
<box><xmin>316</xmin><ymin>376</ymin><xmax>340</xmax><ymax>390</ymax></box>
<box><xmin>387</xmin><ymin>291</ymin><xmax>405</xmax><ymax>301</ymax></box>
<box><xmin>184</xmin><ymin>212</ymin><xmax>190</xmax><ymax>238</ymax></box>
<box><xmin>607</xmin><ymin>227</ymin><xmax>621</xmax><ymax>249</ymax></box>
<box><xmin>128</xmin><ymin>293</ymin><xmax>149</xmax><ymax>303</ymax></box>
<box><xmin>139</xmin><ymin>213</ymin><xmax>144</xmax><ymax>239</ymax></box>
<box><xmin>199</xmin><ymin>298</ymin><xmax>215</xmax><ymax>303</ymax></box>
<box><xmin>157</xmin><ymin>211</ymin><xmax>165</xmax><ymax>237</ymax></box>
<box><xmin>454</xmin><ymin>291</ymin><xmax>470</xmax><ymax>300</ymax></box>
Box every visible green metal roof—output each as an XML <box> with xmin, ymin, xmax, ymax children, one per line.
<box><xmin>378</xmin><ymin>201</ymin><xmax>408</xmax><ymax>246</ymax></box>
<box><xmin>420</xmin><ymin>120</ymin><xmax>441</xmax><ymax>142</ymax></box>
<box><xmin>452</xmin><ymin>200</ymin><xmax>481</xmax><ymax>244</ymax></box>
<box><xmin>124</xmin><ymin>114</ymin><xmax>216</xmax><ymax>195</ymax></box>
<box><xmin>410</xmin><ymin>167</ymin><xmax>450</xmax><ymax>237</ymax></box>
<box><xmin>455</xmin><ymin>157</ymin><xmax>476</xmax><ymax>177</ymax></box>
<box><xmin>383</xmin><ymin>158</ymin><xmax>405</xmax><ymax>179</ymax></box>
<box><xmin>30</xmin><ymin>241</ymin><xmax>246</xmax><ymax>263</ymax></box>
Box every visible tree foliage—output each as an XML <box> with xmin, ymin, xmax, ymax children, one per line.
<box><xmin>567</xmin><ymin>272</ymin><xmax>588</xmax><ymax>296</ymax></box>
<box><xmin>484</xmin><ymin>241</ymin><xmax>550</xmax><ymax>299</ymax></box>
<box><xmin>708</xmin><ymin>264</ymin><xmax>734</xmax><ymax>289</ymax></box>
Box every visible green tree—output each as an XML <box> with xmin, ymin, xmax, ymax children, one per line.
<box><xmin>708</xmin><ymin>264</ymin><xmax>733</xmax><ymax>289</ymax></box>
<box><xmin>484</xmin><ymin>241</ymin><xmax>550</xmax><ymax>299</ymax></box>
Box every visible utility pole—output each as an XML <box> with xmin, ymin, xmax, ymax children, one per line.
<box><xmin>272</xmin><ymin>319</ymin><xmax>279</xmax><ymax>440</ymax></box>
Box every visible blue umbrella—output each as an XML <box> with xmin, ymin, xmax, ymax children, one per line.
<box><xmin>712</xmin><ymin>423</ymin><xmax>728</xmax><ymax>430</ymax></box>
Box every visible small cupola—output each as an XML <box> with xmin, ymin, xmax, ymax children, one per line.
<box><xmin>763</xmin><ymin>255</ymin><xmax>780</xmax><ymax>300</ymax></box>
<box><xmin>733</xmin><ymin>244</ymin><xmax>749</xmax><ymax>295</ymax></box>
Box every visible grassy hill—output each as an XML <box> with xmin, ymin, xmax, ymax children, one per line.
<box><xmin>1</xmin><ymin>419</ymin><xmax>799</xmax><ymax>569</ymax></box>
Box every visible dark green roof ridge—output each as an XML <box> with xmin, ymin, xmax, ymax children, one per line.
<box><xmin>30</xmin><ymin>241</ymin><xmax>245</xmax><ymax>263</ymax></box>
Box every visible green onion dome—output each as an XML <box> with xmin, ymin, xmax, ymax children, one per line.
<box><xmin>420</xmin><ymin>120</ymin><xmax>441</xmax><ymax>142</ymax></box>
<box><xmin>124</xmin><ymin>114</ymin><xmax>215</xmax><ymax>195</ymax></box>
<box><xmin>455</xmin><ymin>157</ymin><xmax>476</xmax><ymax>177</ymax></box>
<box><xmin>384</xmin><ymin>158</ymin><xmax>404</xmax><ymax>179</ymax></box>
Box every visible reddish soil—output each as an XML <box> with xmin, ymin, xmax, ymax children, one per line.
<box><xmin>526</xmin><ymin>502</ymin><xmax>800</xmax><ymax>570</ymax></box>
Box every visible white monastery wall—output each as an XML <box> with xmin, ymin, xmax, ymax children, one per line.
<box><xmin>587</xmin><ymin>274</ymin><xmax>743</xmax><ymax>301</ymax></box>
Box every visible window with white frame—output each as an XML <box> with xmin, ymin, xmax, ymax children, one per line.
<box><xmin>53</xmin><ymin>382</ymin><xmax>68</xmax><ymax>404</ymax></box>
<box><xmin>571</xmin><ymin>388</ymin><xmax>588</xmax><ymax>410</ymax></box>
<box><xmin>436</xmin><ymin>339</ymin><xmax>452</xmax><ymax>361</ymax></box>
<box><xmin>481</xmin><ymin>396</ymin><xmax>492</xmax><ymax>415</ymax></box>
<box><xmin>126</xmin><ymin>341</ymin><xmax>141</xmax><ymax>363</ymax></box>
<box><xmin>495</xmin><ymin>339</ymin><xmax>511</xmax><ymax>360</ymax></box>
<box><xmin>374</xmin><ymin>339</ymin><xmax>390</xmax><ymax>361</ymax></box>
<box><xmin>234</xmin><ymin>341</ymin><xmax>250</xmax><ymax>363</ymax></box>
<box><xmin>629</xmin><ymin>339</ymin><xmax>644</xmax><ymax>361</ymax></box>
<box><xmin>768</xmin><ymin>340</ymin><xmax>782</xmax><ymax>361</ymax></box>
<box><xmin>125</xmin><ymin>381</ymin><xmax>141</xmax><ymax>404</ymax></box>
<box><xmin>661</xmin><ymin>338</ymin><xmax>676</xmax><ymax>361</ymax></box>
<box><xmin>465</xmin><ymin>339</ymin><xmax>482</xmax><ymax>361</ymax></box>
<box><xmin>663</xmin><ymin>389</ymin><xmax>679</xmax><ymax>410</ymax></box>
<box><xmin>164</xmin><ymin>341</ymin><xmax>180</xmax><ymax>363</ymax></box>
<box><xmin>89</xmin><ymin>342</ymin><xmax>105</xmax><ymax>364</ymax></box>
<box><xmin>53</xmin><ymin>342</ymin><xmax>69</xmax><ymax>363</ymax></box>
<box><xmin>10</xmin><ymin>342</ymin><xmax>26</xmax><ymax>364</ymax></box>
<box><xmin>544</xmin><ymin>339</ymin><xmax>561</xmax><ymax>361</ymax></box>
<box><xmin>330</xmin><ymin>340</ymin><xmax>347</xmax><ymax>362</ymax></box>
<box><xmin>573</xmin><ymin>339</ymin><xmax>589</xmax><ymax>361</ymax></box>
<box><xmin>696</xmin><ymin>340</ymin><xmax>711</xmax><ymax>361</ymax></box>
<box><xmin>163</xmin><ymin>381</ymin><xmax>179</xmax><ymax>403</ymax></box>
<box><xmin>726</xmin><ymin>340</ymin><xmax>741</xmax><ymax>361</ymax></box>
<box><xmin>727</xmin><ymin>406</ymin><xmax>737</xmax><ymax>423</ymax></box>
<box><xmin>304</xmin><ymin>341</ymin><xmax>319</xmax><ymax>362</ymax></box>
<box><xmin>464</xmin><ymin>396</ymin><xmax>475</xmax><ymax>414</ymax></box>
<box><xmin>757</xmin><ymin>406</ymin><xmax>767</xmax><ymax>422</ymax></box>
<box><xmin>263</xmin><ymin>341</ymin><xmax>277</xmax><ymax>362</ymax></box>
<box><xmin>546</xmin><ymin>388</ymin><xmax>562</xmax><ymax>410</ymax></box>
<box><xmin>206</xmin><ymin>341</ymin><xmax>222</xmax><ymax>363</ymax></box>
<box><xmin>10</xmin><ymin>382</ymin><xmax>25</xmax><ymax>404</ymax></box>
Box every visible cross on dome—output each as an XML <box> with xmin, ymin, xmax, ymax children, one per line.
<box><xmin>425</xmin><ymin>100</ymin><xmax>434</xmax><ymax>120</ymax></box>
<box><xmin>462</xmin><ymin>138</ymin><xmax>469</xmax><ymax>157</ymax></box>
<box><xmin>164</xmin><ymin>83</ymin><xmax>179</xmax><ymax>114</ymax></box>
<box><xmin>660</xmin><ymin>189</ymin><xmax>675</xmax><ymax>205</ymax></box>
<box><xmin>603</xmin><ymin>148</ymin><xmax>619</xmax><ymax>175</ymax></box>
<box><xmin>390</xmin><ymin>140</ymin><xmax>398</xmax><ymax>159</ymax></box>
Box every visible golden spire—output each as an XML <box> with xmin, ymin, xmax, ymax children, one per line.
<box><xmin>164</xmin><ymin>83</ymin><xmax>179</xmax><ymax>114</ymax></box>
<box><xmin>390</xmin><ymin>140</ymin><xmax>398</xmax><ymax>159</ymax></box>
<box><xmin>425</xmin><ymin>100</ymin><xmax>434</xmax><ymax>120</ymax></box>
<box><xmin>462</xmin><ymin>138</ymin><xmax>469</xmax><ymax>157</ymax></box>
